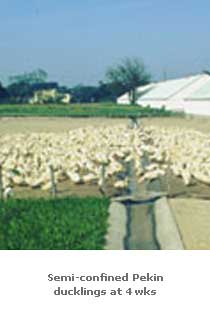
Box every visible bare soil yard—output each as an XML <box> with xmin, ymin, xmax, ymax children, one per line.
<box><xmin>0</xmin><ymin>117</ymin><xmax>128</xmax><ymax>135</ymax></box>
<box><xmin>1</xmin><ymin>115</ymin><xmax>210</xmax><ymax>135</ymax></box>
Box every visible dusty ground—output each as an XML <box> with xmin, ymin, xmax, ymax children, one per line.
<box><xmin>0</xmin><ymin>117</ymin><xmax>127</xmax><ymax>135</ymax></box>
<box><xmin>1</xmin><ymin>115</ymin><xmax>210</xmax><ymax>135</ymax></box>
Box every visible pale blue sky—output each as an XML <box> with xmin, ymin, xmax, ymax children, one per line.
<box><xmin>0</xmin><ymin>0</ymin><xmax>210</xmax><ymax>86</ymax></box>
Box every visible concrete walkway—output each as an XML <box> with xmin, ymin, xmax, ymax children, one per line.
<box><xmin>169</xmin><ymin>198</ymin><xmax>210</xmax><ymax>250</ymax></box>
<box><xmin>106</xmin><ymin>197</ymin><xmax>210</xmax><ymax>250</ymax></box>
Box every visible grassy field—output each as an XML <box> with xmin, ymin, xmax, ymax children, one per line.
<box><xmin>0</xmin><ymin>197</ymin><xmax>109</xmax><ymax>250</ymax></box>
<box><xmin>0</xmin><ymin>103</ymin><xmax>179</xmax><ymax>117</ymax></box>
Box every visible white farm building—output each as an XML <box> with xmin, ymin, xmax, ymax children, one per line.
<box><xmin>117</xmin><ymin>72</ymin><xmax>210</xmax><ymax>116</ymax></box>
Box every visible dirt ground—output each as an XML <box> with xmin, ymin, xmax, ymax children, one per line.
<box><xmin>1</xmin><ymin>115</ymin><xmax>210</xmax><ymax>135</ymax></box>
<box><xmin>0</xmin><ymin>117</ymin><xmax>128</xmax><ymax>135</ymax></box>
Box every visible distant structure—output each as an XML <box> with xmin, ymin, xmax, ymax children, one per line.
<box><xmin>29</xmin><ymin>82</ymin><xmax>71</xmax><ymax>104</ymax></box>
<box><xmin>117</xmin><ymin>72</ymin><xmax>210</xmax><ymax>116</ymax></box>
<box><xmin>29</xmin><ymin>89</ymin><xmax>71</xmax><ymax>104</ymax></box>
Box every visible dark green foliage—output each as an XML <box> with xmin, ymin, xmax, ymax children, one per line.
<box><xmin>71</xmin><ymin>85</ymin><xmax>100</xmax><ymax>103</ymax></box>
<box><xmin>106</xmin><ymin>57</ymin><xmax>151</xmax><ymax>104</ymax></box>
<box><xmin>0</xmin><ymin>82</ymin><xmax>9</xmax><ymax>102</ymax></box>
<box><xmin>0</xmin><ymin>103</ymin><xmax>183</xmax><ymax>117</ymax></box>
<box><xmin>5</xmin><ymin>69</ymin><xmax>67</xmax><ymax>104</ymax></box>
<box><xmin>9</xmin><ymin>69</ymin><xmax>48</xmax><ymax>85</ymax></box>
<box><xmin>70</xmin><ymin>82</ymin><xmax>114</xmax><ymax>103</ymax></box>
<box><xmin>0</xmin><ymin>197</ymin><xmax>109</xmax><ymax>250</ymax></box>
<box><xmin>7</xmin><ymin>81</ymin><xmax>34</xmax><ymax>103</ymax></box>
<box><xmin>6</xmin><ymin>81</ymin><xmax>60</xmax><ymax>104</ymax></box>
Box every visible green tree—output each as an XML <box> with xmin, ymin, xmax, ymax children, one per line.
<box><xmin>0</xmin><ymin>82</ymin><xmax>8</xmax><ymax>102</ymax></box>
<box><xmin>97</xmin><ymin>81</ymin><xmax>116</xmax><ymax>102</ymax></box>
<box><xmin>71</xmin><ymin>82</ymin><xmax>116</xmax><ymax>103</ymax></box>
<box><xmin>9</xmin><ymin>69</ymin><xmax>48</xmax><ymax>85</ymax></box>
<box><xmin>7</xmin><ymin>82</ymin><xmax>33</xmax><ymax>103</ymax></box>
<box><xmin>71</xmin><ymin>84</ymin><xmax>99</xmax><ymax>103</ymax></box>
<box><xmin>7</xmin><ymin>69</ymin><xmax>48</xmax><ymax>103</ymax></box>
<box><xmin>106</xmin><ymin>57</ymin><xmax>151</xmax><ymax>104</ymax></box>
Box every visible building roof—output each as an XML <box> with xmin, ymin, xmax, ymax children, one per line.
<box><xmin>187</xmin><ymin>78</ymin><xmax>210</xmax><ymax>100</ymax></box>
<box><xmin>117</xmin><ymin>73</ymin><xmax>210</xmax><ymax>103</ymax></box>
<box><xmin>139</xmin><ymin>75</ymin><xmax>202</xmax><ymax>100</ymax></box>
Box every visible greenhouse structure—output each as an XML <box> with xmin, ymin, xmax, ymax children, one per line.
<box><xmin>117</xmin><ymin>72</ymin><xmax>210</xmax><ymax>116</ymax></box>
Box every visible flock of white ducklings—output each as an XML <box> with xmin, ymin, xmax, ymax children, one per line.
<box><xmin>0</xmin><ymin>124</ymin><xmax>210</xmax><ymax>198</ymax></box>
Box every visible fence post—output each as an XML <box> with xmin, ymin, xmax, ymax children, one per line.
<box><xmin>49</xmin><ymin>164</ymin><xmax>57</xmax><ymax>197</ymax></box>
<box><xmin>0</xmin><ymin>165</ymin><xmax>3</xmax><ymax>200</ymax></box>
<box><xmin>128</xmin><ymin>116</ymin><xmax>140</xmax><ymax>129</ymax></box>
<box><xmin>100</xmin><ymin>163</ymin><xmax>106</xmax><ymax>195</ymax></box>
<box><xmin>141</xmin><ymin>150</ymin><xmax>149</xmax><ymax>169</ymax></box>
<box><xmin>127</xmin><ymin>159</ymin><xmax>139</xmax><ymax>196</ymax></box>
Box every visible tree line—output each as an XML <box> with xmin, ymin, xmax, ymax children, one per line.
<box><xmin>0</xmin><ymin>58</ymin><xmax>151</xmax><ymax>104</ymax></box>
